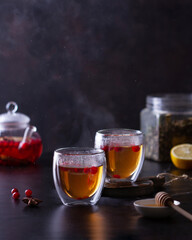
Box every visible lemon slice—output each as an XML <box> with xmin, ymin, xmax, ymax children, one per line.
<box><xmin>170</xmin><ymin>144</ymin><xmax>192</xmax><ymax>169</ymax></box>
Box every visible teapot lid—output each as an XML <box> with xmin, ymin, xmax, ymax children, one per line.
<box><xmin>0</xmin><ymin>102</ymin><xmax>30</xmax><ymax>128</ymax></box>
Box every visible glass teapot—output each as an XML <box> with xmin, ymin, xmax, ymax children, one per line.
<box><xmin>0</xmin><ymin>101</ymin><xmax>43</xmax><ymax>166</ymax></box>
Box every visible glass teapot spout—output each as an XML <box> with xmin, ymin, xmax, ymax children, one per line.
<box><xmin>19</xmin><ymin>126</ymin><xmax>37</xmax><ymax>149</ymax></box>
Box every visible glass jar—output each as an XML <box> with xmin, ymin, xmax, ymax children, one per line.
<box><xmin>140</xmin><ymin>94</ymin><xmax>192</xmax><ymax>161</ymax></box>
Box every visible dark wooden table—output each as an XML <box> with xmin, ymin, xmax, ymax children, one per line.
<box><xmin>1</xmin><ymin>153</ymin><xmax>192</xmax><ymax>240</ymax></box>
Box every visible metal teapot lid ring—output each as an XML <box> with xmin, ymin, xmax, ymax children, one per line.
<box><xmin>6</xmin><ymin>102</ymin><xmax>18</xmax><ymax>114</ymax></box>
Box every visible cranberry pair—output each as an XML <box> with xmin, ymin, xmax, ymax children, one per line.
<box><xmin>11</xmin><ymin>188</ymin><xmax>32</xmax><ymax>200</ymax></box>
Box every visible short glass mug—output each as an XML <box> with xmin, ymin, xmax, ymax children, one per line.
<box><xmin>53</xmin><ymin>147</ymin><xmax>106</xmax><ymax>206</ymax></box>
<box><xmin>94</xmin><ymin>129</ymin><xmax>145</xmax><ymax>183</ymax></box>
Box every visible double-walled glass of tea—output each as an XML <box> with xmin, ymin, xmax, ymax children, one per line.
<box><xmin>53</xmin><ymin>147</ymin><xmax>106</xmax><ymax>206</ymax></box>
<box><xmin>94</xmin><ymin>129</ymin><xmax>145</xmax><ymax>183</ymax></box>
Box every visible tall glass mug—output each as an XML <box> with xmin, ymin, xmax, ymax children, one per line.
<box><xmin>94</xmin><ymin>129</ymin><xmax>145</xmax><ymax>183</ymax></box>
<box><xmin>53</xmin><ymin>148</ymin><xmax>106</xmax><ymax>206</ymax></box>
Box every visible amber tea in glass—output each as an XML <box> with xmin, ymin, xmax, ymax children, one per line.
<box><xmin>53</xmin><ymin>148</ymin><xmax>106</xmax><ymax>206</ymax></box>
<box><xmin>95</xmin><ymin>129</ymin><xmax>145</xmax><ymax>183</ymax></box>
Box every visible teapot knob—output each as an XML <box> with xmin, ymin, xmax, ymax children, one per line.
<box><xmin>6</xmin><ymin>102</ymin><xmax>18</xmax><ymax>113</ymax></box>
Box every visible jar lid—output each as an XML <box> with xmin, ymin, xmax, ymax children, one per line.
<box><xmin>0</xmin><ymin>102</ymin><xmax>30</xmax><ymax>128</ymax></box>
<box><xmin>146</xmin><ymin>94</ymin><xmax>192</xmax><ymax>112</ymax></box>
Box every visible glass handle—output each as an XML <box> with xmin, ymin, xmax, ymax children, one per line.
<box><xmin>18</xmin><ymin>126</ymin><xmax>37</xmax><ymax>149</ymax></box>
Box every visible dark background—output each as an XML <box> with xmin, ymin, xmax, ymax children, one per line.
<box><xmin>0</xmin><ymin>0</ymin><xmax>191</xmax><ymax>153</ymax></box>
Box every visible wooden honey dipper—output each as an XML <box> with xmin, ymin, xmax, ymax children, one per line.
<box><xmin>155</xmin><ymin>192</ymin><xmax>192</xmax><ymax>221</ymax></box>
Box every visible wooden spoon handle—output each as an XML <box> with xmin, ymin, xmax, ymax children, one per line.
<box><xmin>169</xmin><ymin>202</ymin><xmax>192</xmax><ymax>221</ymax></box>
